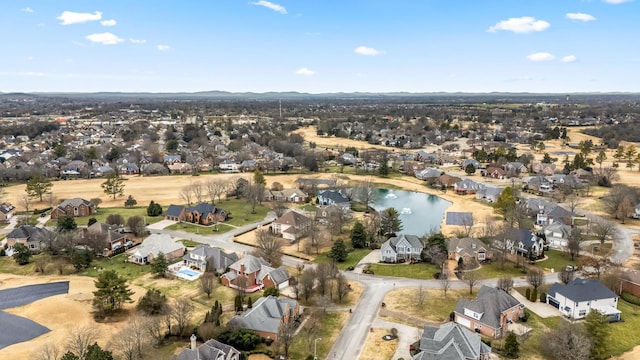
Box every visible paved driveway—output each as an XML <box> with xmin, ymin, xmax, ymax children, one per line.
<box><xmin>372</xmin><ymin>319</ymin><xmax>422</xmax><ymax>360</ymax></box>
<box><xmin>511</xmin><ymin>289</ymin><xmax>561</xmax><ymax>318</ymax></box>
<box><xmin>146</xmin><ymin>219</ymin><xmax>176</xmax><ymax>230</ymax></box>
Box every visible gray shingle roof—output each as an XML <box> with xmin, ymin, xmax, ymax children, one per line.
<box><xmin>455</xmin><ymin>286</ymin><xmax>521</xmax><ymax>330</ymax></box>
<box><xmin>57</xmin><ymin>197</ymin><xmax>92</xmax><ymax>209</ymax></box>
<box><xmin>7</xmin><ymin>225</ymin><xmax>53</xmax><ymax>242</ymax></box>
<box><xmin>387</xmin><ymin>234</ymin><xmax>424</xmax><ymax>250</ymax></box>
<box><xmin>229</xmin><ymin>254</ymin><xmax>270</xmax><ymax>274</ymax></box>
<box><xmin>548</xmin><ymin>278</ymin><xmax>617</xmax><ymax>302</ymax></box>
<box><xmin>417</xmin><ymin>322</ymin><xmax>491</xmax><ymax>360</ymax></box>
<box><xmin>184</xmin><ymin>245</ymin><xmax>238</xmax><ymax>269</ymax></box>
<box><xmin>227</xmin><ymin>296</ymin><xmax>298</xmax><ymax>335</ymax></box>
<box><xmin>166</xmin><ymin>204</ymin><xmax>184</xmax><ymax>217</ymax></box>
<box><xmin>174</xmin><ymin>339</ymin><xmax>240</xmax><ymax>360</ymax></box>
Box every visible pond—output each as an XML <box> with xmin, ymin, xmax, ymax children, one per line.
<box><xmin>371</xmin><ymin>188</ymin><xmax>451</xmax><ymax>236</ymax></box>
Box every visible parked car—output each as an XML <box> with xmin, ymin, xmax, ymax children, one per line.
<box><xmin>124</xmin><ymin>240</ymin><xmax>133</xmax><ymax>248</ymax></box>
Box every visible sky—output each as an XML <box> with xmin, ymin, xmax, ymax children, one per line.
<box><xmin>1</xmin><ymin>0</ymin><xmax>639</xmax><ymax>93</ymax></box>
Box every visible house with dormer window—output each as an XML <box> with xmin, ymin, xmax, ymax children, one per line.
<box><xmin>454</xmin><ymin>286</ymin><xmax>523</xmax><ymax>338</ymax></box>
<box><xmin>380</xmin><ymin>234</ymin><xmax>424</xmax><ymax>263</ymax></box>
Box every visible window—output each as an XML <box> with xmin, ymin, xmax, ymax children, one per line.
<box><xmin>74</xmin><ymin>207</ymin><xmax>78</xmax><ymax>216</ymax></box>
<box><xmin>478</xmin><ymin>252</ymin><xmax>486</xmax><ymax>260</ymax></box>
<box><xmin>579</xmin><ymin>310</ymin><xmax>587</xmax><ymax>316</ymax></box>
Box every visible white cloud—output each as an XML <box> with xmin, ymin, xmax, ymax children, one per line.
<box><xmin>57</xmin><ymin>11</ymin><xmax>102</xmax><ymax>25</ymax></box>
<box><xmin>130</xmin><ymin>38</ymin><xmax>146</xmax><ymax>44</ymax></box>
<box><xmin>101</xmin><ymin>19</ymin><xmax>117</xmax><ymax>27</ymax></box>
<box><xmin>19</xmin><ymin>72</ymin><xmax>45</xmax><ymax>77</ymax></box>
<box><xmin>562</xmin><ymin>55</ymin><xmax>577</xmax><ymax>62</ymax></box>
<box><xmin>354</xmin><ymin>45</ymin><xmax>385</xmax><ymax>56</ymax></box>
<box><xmin>603</xmin><ymin>0</ymin><xmax>633</xmax><ymax>4</ymax></box>
<box><xmin>527</xmin><ymin>52</ymin><xmax>555</xmax><ymax>61</ymax></box>
<box><xmin>295</xmin><ymin>67</ymin><xmax>316</xmax><ymax>76</ymax></box>
<box><xmin>488</xmin><ymin>16</ymin><xmax>550</xmax><ymax>33</ymax></box>
<box><xmin>27</xmin><ymin>56</ymin><xmax>35</xmax><ymax>61</ymax></box>
<box><xmin>251</xmin><ymin>1</ymin><xmax>287</xmax><ymax>14</ymax></box>
<box><xmin>566</xmin><ymin>13</ymin><xmax>596</xmax><ymax>21</ymax></box>
<box><xmin>21</xmin><ymin>7</ymin><xmax>34</xmax><ymax>13</ymax></box>
<box><xmin>85</xmin><ymin>32</ymin><xmax>124</xmax><ymax>45</ymax></box>
<box><xmin>157</xmin><ymin>45</ymin><xmax>170</xmax><ymax>51</ymax></box>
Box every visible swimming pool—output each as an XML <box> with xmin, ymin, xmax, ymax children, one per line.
<box><xmin>176</xmin><ymin>268</ymin><xmax>201</xmax><ymax>281</ymax></box>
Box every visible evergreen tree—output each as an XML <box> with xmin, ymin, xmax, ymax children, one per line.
<box><xmin>124</xmin><ymin>195</ymin><xmax>137</xmax><ymax>207</ymax></box>
<box><xmin>542</xmin><ymin>153</ymin><xmax>552</xmax><ymax>164</ymax></box>
<box><xmin>26</xmin><ymin>174</ymin><xmax>53</xmax><ymax>202</ymax></box>
<box><xmin>253</xmin><ymin>170</ymin><xmax>266</xmax><ymax>185</ymax></box>
<box><xmin>92</xmin><ymin>270</ymin><xmax>133</xmax><ymax>317</ymax></box>
<box><xmin>12</xmin><ymin>243</ymin><xmax>31</xmax><ymax>265</ymax></box>
<box><xmin>584</xmin><ymin>310</ymin><xmax>611</xmax><ymax>360</ymax></box>
<box><xmin>101</xmin><ymin>172</ymin><xmax>125</xmax><ymax>200</ymax></box>
<box><xmin>350</xmin><ymin>220</ymin><xmax>367</xmax><ymax>248</ymax></box>
<box><xmin>57</xmin><ymin>215</ymin><xmax>78</xmax><ymax>232</ymax></box>
<box><xmin>136</xmin><ymin>288</ymin><xmax>168</xmax><ymax>315</ymax></box>
<box><xmin>330</xmin><ymin>239</ymin><xmax>348</xmax><ymax>262</ymax></box>
<box><xmin>147</xmin><ymin>200</ymin><xmax>163</xmax><ymax>216</ymax></box>
<box><xmin>504</xmin><ymin>332</ymin><xmax>519</xmax><ymax>358</ymax></box>
<box><xmin>150</xmin><ymin>252</ymin><xmax>169</xmax><ymax>278</ymax></box>
<box><xmin>464</xmin><ymin>164</ymin><xmax>476</xmax><ymax>175</ymax></box>
<box><xmin>494</xmin><ymin>186</ymin><xmax>517</xmax><ymax>215</ymax></box>
<box><xmin>380</xmin><ymin>207</ymin><xmax>403</xmax><ymax>236</ymax></box>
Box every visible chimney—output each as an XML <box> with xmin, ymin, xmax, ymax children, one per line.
<box><xmin>190</xmin><ymin>334</ymin><xmax>197</xmax><ymax>350</ymax></box>
<box><xmin>240</xmin><ymin>263</ymin><xmax>245</xmax><ymax>274</ymax></box>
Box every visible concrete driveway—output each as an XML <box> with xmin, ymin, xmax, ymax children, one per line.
<box><xmin>372</xmin><ymin>319</ymin><xmax>422</xmax><ymax>360</ymax></box>
<box><xmin>146</xmin><ymin>219</ymin><xmax>176</xmax><ymax>230</ymax></box>
<box><xmin>511</xmin><ymin>290</ymin><xmax>561</xmax><ymax>318</ymax></box>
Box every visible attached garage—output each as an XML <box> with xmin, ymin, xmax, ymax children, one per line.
<box><xmin>456</xmin><ymin>316</ymin><xmax>471</xmax><ymax>328</ymax></box>
<box><xmin>547</xmin><ymin>297</ymin><xmax>560</xmax><ymax>309</ymax></box>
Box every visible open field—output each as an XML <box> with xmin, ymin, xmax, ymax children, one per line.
<box><xmin>359</xmin><ymin>328</ymin><xmax>398</xmax><ymax>360</ymax></box>
<box><xmin>384</xmin><ymin>288</ymin><xmax>475</xmax><ymax>323</ymax></box>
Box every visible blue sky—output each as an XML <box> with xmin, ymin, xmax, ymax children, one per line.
<box><xmin>1</xmin><ymin>0</ymin><xmax>639</xmax><ymax>93</ymax></box>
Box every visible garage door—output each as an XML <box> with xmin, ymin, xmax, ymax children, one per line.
<box><xmin>548</xmin><ymin>297</ymin><xmax>560</xmax><ymax>309</ymax></box>
<box><xmin>456</xmin><ymin>317</ymin><xmax>471</xmax><ymax>328</ymax></box>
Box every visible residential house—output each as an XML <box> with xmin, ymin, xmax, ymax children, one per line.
<box><xmin>380</xmin><ymin>234</ymin><xmax>424</xmax><ymax>263</ymax></box>
<box><xmin>316</xmin><ymin>190</ymin><xmax>350</xmax><ymax>209</ymax></box>
<box><xmin>475</xmin><ymin>187</ymin><xmax>503</xmax><ymax>203</ymax></box>
<box><xmin>454</xmin><ymin>179</ymin><xmax>485</xmax><ymax>195</ymax></box>
<box><xmin>219</xmin><ymin>159</ymin><xmax>240</xmax><ymax>172</ymax></box>
<box><xmin>270</xmin><ymin>210</ymin><xmax>312</xmax><ymax>243</ymax></box>
<box><xmin>50</xmin><ymin>198</ymin><xmax>96</xmax><ymax>219</ymax></box>
<box><xmin>415</xmin><ymin>151</ymin><xmax>440</xmax><ymax>164</ymax></box>
<box><xmin>531</xmin><ymin>162</ymin><xmax>556</xmax><ymax>176</ymax></box>
<box><xmin>174</xmin><ymin>337</ymin><xmax>241</xmax><ymax>360</ymax></box>
<box><xmin>0</xmin><ymin>203</ymin><xmax>16</xmax><ymax>223</ymax></box>
<box><xmin>547</xmin><ymin>278</ymin><xmax>620</xmax><ymax>321</ymax></box>
<box><xmin>82</xmin><ymin>221</ymin><xmax>127</xmax><ymax>252</ymax></box>
<box><xmin>542</xmin><ymin>222</ymin><xmax>572</xmax><ymax>249</ymax></box>
<box><xmin>503</xmin><ymin>162</ymin><xmax>528</xmax><ymax>174</ymax></box>
<box><xmin>182</xmin><ymin>245</ymin><xmax>239</xmax><ymax>273</ymax></box>
<box><xmin>163</xmin><ymin>155</ymin><xmax>182</xmax><ymax>164</ymax></box>
<box><xmin>497</xmin><ymin>229</ymin><xmax>545</xmax><ymax>258</ymax></box>
<box><xmin>168</xmin><ymin>162</ymin><xmax>193</xmax><ymax>174</ymax></box>
<box><xmin>220</xmin><ymin>255</ymin><xmax>291</xmax><ymax>292</ymax></box>
<box><xmin>226</xmin><ymin>296</ymin><xmax>300</xmax><ymax>340</ymax></box>
<box><xmin>527</xmin><ymin>176</ymin><xmax>553</xmax><ymax>192</ymax></box>
<box><xmin>482</xmin><ymin>166</ymin><xmax>507</xmax><ymax>179</ymax></box>
<box><xmin>461</xmin><ymin>159</ymin><xmax>481</xmax><ymax>171</ymax></box>
<box><xmin>240</xmin><ymin>159</ymin><xmax>258</xmax><ymax>172</ymax></box>
<box><xmin>266</xmin><ymin>188</ymin><xmax>308</xmax><ymax>203</ymax></box>
<box><xmin>436</xmin><ymin>174</ymin><xmax>462</xmax><ymax>189</ymax></box>
<box><xmin>415</xmin><ymin>167</ymin><xmax>442</xmax><ymax>181</ymax></box>
<box><xmin>413</xmin><ymin>322</ymin><xmax>492</xmax><ymax>360</ymax></box>
<box><xmin>118</xmin><ymin>162</ymin><xmax>140</xmax><ymax>175</ymax></box>
<box><xmin>621</xmin><ymin>271</ymin><xmax>640</xmax><ymax>297</ymax></box>
<box><xmin>454</xmin><ymin>286</ymin><xmax>524</xmax><ymax>338</ymax></box>
<box><xmin>6</xmin><ymin>225</ymin><xmax>54</xmax><ymax>254</ymax></box>
<box><xmin>447</xmin><ymin>237</ymin><xmax>492</xmax><ymax>264</ymax></box>
<box><xmin>537</xmin><ymin>205</ymin><xmax>572</xmax><ymax>226</ymax></box>
<box><xmin>520</xmin><ymin>198</ymin><xmax>555</xmax><ymax>221</ymax></box>
<box><xmin>129</xmin><ymin>233</ymin><xmax>185</xmax><ymax>265</ymax></box>
<box><xmin>315</xmin><ymin>204</ymin><xmax>349</xmax><ymax>225</ymax></box>
<box><xmin>165</xmin><ymin>204</ymin><xmax>186</xmax><ymax>222</ymax></box>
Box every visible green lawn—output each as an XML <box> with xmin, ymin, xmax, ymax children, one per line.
<box><xmin>80</xmin><ymin>253</ymin><xmax>152</xmax><ymax>281</ymax></box>
<box><xmin>535</xmin><ymin>249</ymin><xmax>578</xmax><ymax>273</ymax></box>
<box><xmin>475</xmin><ymin>261</ymin><xmax>525</xmax><ymax>279</ymax></box>
<box><xmin>218</xmin><ymin>199</ymin><xmax>269</xmax><ymax>227</ymax></box>
<box><xmin>46</xmin><ymin>206</ymin><xmax>165</xmax><ymax>227</ymax></box>
<box><xmin>0</xmin><ymin>255</ymin><xmax>36</xmax><ymax>275</ymax></box>
<box><xmin>385</xmin><ymin>288</ymin><xmax>475</xmax><ymax>323</ymax></box>
<box><xmin>607</xmin><ymin>300</ymin><xmax>640</xmax><ymax>357</ymax></box>
<box><xmin>177</xmin><ymin>239</ymin><xmax>204</xmax><ymax>247</ymax></box>
<box><xmin>314</xmin><ymin>248</ymin><xmax>371</xmax><ymax>270</ymax></box>
<box><xmin>369</xmin><ymin>262</ymin><xmax>439</xmax><ymax>280</ymax></box>
<box><xmin>516</xmin><ymin>311</ymin><xmax>563</xmax><ymax>358</ymax></box>
<box><xmin>165</xmin><ymin>222</ymin><xmax>234</xmax><ymax>235</ymax></box>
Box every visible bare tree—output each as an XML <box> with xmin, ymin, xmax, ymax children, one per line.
<box><xmin>300</xmin><ymin>268</ymin><xmax>316</xmax><ymax>302</ymax></box>
<box><xmin>591</xmin><ymin>218</ymin><xmax>619</xmax><ymax>250</ymax></box>
<box><xmin>355</xmin><ymin>178</ymin><xmax>378</xmax><ymax>212</ymax></box>
<box><xmin>302</xmin><ymin>308</ymin><xmax>322</xmax><ymax>352</ymax></box>
<box><xmin>205</xmin><ymin>178</ymin><xmax>226</xmax><ymax>203</ymax></box>
<box><xmin>316</xmin><ymin>263</ymin><xmax>337</xmax><ymax>297</ymax></box>
<box><xmin>254</xmin><ymin>229</ymin><xmax>283</xmax><ymax>267</ymax></box>
<box><xmin>171</xmin><ymin>297</ymin><xmax>194</xmax><ymax>338</ymax></box>
<box><xmin>479</xmin><ymin>215</ymin><xmax>498</xmax><ymax>240</ymax></box>
<box><xmin>307</xmin><ymin>219</ymin><xmax>324</xmax><ymax>255</ymax></box>
<box><xmin>235</xmin><ymin>274</ymin><xmax>249</xmax><ymax>301</ymax></box>
<box><xmin>526</xmin><ymin>268</ymin><xmax>544</xmax><ymax>291</ymax></box>
<box><xmin>579</xmin><ymin>254</ymin><xmax>611</xmax><ymax>280</ymax></box>
<box><xmin>276</xmin><ymin>320</ymin><xmax>297</xmax><ymax>359</ymax></box>
<box><xmin>463</xmin><ymin>270</ymin><xmax>481</xmax><ymax>295</ymax></box>
<box><xmin>199</xmin><ymin>272</ymin><xmax>216</xmax><ymax>299</ymax></box>
<box><xmin>416</xmin><ymin>284</ymin><xmax>427</xmax><ymax>306</ymax></box>
<box><xmin>192</xmin><ymin>181</ymin><xmax>204</xmax><ymax>203</ymax></box>
<box><xmin>66</xmin><ymin>325</ymin><xmax>99</xmax><ymax>360</ymax></box>
<box><xmin>143</xmin><ymin>316</ymin><xmax>166</xmax><ymax>347</ymax></box>
<box><xmin>180</xmin><ymin>184</ymin><xmax>193</xmax><ymax>206</ymax></box>
<box><xmin>20</xmin><ymin>194</ymin><xmax>32</xmax><ymax>212</ymax></box>
<box><xmin>494</xmin><ymin>227</ymin><xmax>512</xmax><ymax>270</ymax></box>
<box><xmin>35</xmin><ymin>341</ymin><xmax>61</xmax><ymax>360</ymax></box>
<box><xmin>244</xmin><ymin>182</ymin><xmax>265</xmax><ymax>214</ymax></box>
<box><xmin>46</xmin><ymin>192</ymin><xmax>58</xmax><ymax>207</ymax></box>
<box><xmin>363</xmin><ymin>212</ymin><xmax>381</xmax><ymax>246</ymax></box>
<box><xmin>558</xmin><ymin>266</ymin><xmax>575</xmax><ymax>285</ymax></box>
<box><xmin>566</xmin><ymin>196</ymin><xmax>582</xmax><ymax>226</ymax></box>
<box><xmin>109</xmin><ymin>316</ymin><xmax>149</xmax><ymax>360</ymax></box>
<box><xmin>497</xmin><ymin>277</ymin><xmax>514</xmax><ymax>293</ymax></box>
<box><xmin>542</xmin><ymin>323</ymin><xmax>592</xmax><ymax>360</ymax></box>
<box><xmin>161</xmin><ymin>303</ymin><xmax>173</xmax><ymax>336</ymax></box>
<box><xmin>567</xmin><ymin>227</ymin><xmax>584</xmax><ymax>261</ymax></box>
<box><xmin>270</xmin><ymin>200</ymin><xmax>289</xmax><ymax>218</ymax></box>
<box><xmin>335</xmin><ymin>273</ymin><xmax>350</xmax><ymax>302</ymax></box>
<box><xmin>602</xmin><ymin>184</ymin><xmax>637</xmax><ymax>220</ymax></box>
<box><xmin>439</xmin><ymin>273</ymin><xmax>451</xmax><ymax>298</ymax></box>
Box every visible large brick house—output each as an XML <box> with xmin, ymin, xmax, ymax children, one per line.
<box><xmin>164</xmin><ymin>203</ymin><xmax>227</xmax><ymax>225</ymax></box>
<box><xmin>6</xmin><ymin>225</ymin><xmax>55</xmax><ymax>254</ymax></box>
<box><xmin>50</xmin><ymin>198</ymin><xmax>96</xmax><ymax>219</ymax></box>
<box><xmin>82</xmin><ymin>221</ymin><xmax>127</xmax><ymax>252</ymax></box>
<box><xmin>220</xmin><ymin>255</ymin><xmax>291</xmax><ymax>292</ymax></box>
<box><xmin>270</xmin><ymin>210</ymin><xmax>311</xmax><ymax>243</ymax></box>
<box><xmin>454</xmin><ymin>286</ymin><xmax>524</xmax><ymax>338</ymax></box>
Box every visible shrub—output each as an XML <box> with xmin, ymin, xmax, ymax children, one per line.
<box><xmin>264</xmin><ymin>286</ymin><xmax>279</xmax><ymax>297</ymax></box>
<box><xmin>520</xmin><ymin>310</ymin><xmax>530</xmax><ymax>322</ymax></box>
<box><xmin>525</xmin><ymin>288</ymin><xmax>531</xmax><ymax>300</ymax></box>
<box><xmin>531</xmin><ymin>289</ymin><xmax>538</xmax><ymax>303</ymax></box>
<box><xmin>540</xmin><ymin>292</ymin><xmax>547</xmax><ymax>302</ymax></box>
<box><xmin>449</xmin><ymin>311</ymin><xmax>455</xmax><ymax>321</ymax></box>
<box><xmin>621</xmin><ymin>291</ymin><xmax>640</xmax><ymax>306</ymax></box>
<box><xmin>217</xmin><ymin>329</ymin><xmax>261</xmax><ymax>351</ymax></box>
<box><xmin>137</xmin><ymin>288</ymin><xmax>168</xmax><ymax>315</ymax></box>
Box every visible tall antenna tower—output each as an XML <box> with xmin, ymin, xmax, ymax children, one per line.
<box><xmin>279</xmin><ymin>100</ymin><xmax>282</xmax><ymax>120</ymax></box>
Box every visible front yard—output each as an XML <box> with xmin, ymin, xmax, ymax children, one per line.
<box><xmin>535</xmin><ymin>249</ymin><xmax>578</xmax><ymax>272</ymax></box>
<box><xmin>314</xmin><ymin>248</ymin><xmax>371</xmax><ymax>271</ymax></box>
<box><xmin>368</xmin><ymin>262</ymin><xmax>440</xmax><ymax>280</ymax></box>
<box><xmin>165</xmin><ymin>222</ymin><xmax>235</xmax><ymax>235</ymax></box>
<box><xmin>383</xmin><ymin>288</ymin><xmax>475</xmax><ymax>323</ymax></box>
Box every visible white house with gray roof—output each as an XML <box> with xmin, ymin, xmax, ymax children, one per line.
<box><xmin>547</xmin><ymin>278</ymin><xmax>620</xmax><ymax>321</ymax></box>
<box><xmin>381</xmin><ymin>234</ymin><xmax>424</xmax><ymax>263</ymax></box>
<box><xmin>454</xmin><ymin>286</ymin><xmax>523</xmax><ymax>339</ymax></box>
<box><xmin>413</xmin><ymin>322</ymin><xmax>491</xmax><ymax>360</ymax></box>
<box><xmin>129</xmin><ymin>233</ymin><xmax>185</xmax><ymax>265</ymax></box>
<box><xmin>182</xmin><ymin>245</ymin><xmax>238</xmax><ymax>273</ymax></box>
